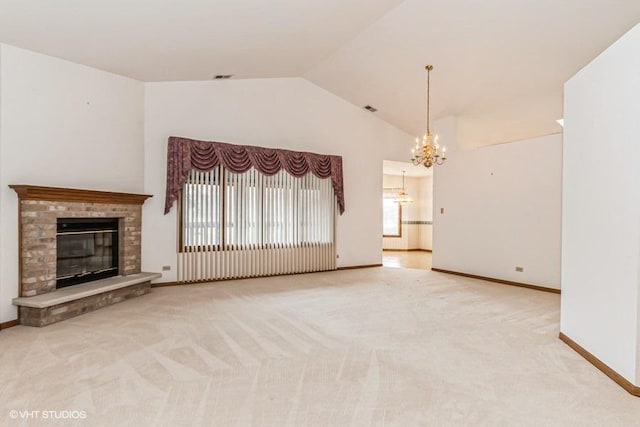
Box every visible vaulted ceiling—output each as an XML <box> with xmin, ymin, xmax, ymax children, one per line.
<box><xmin>1</xmin><ymin>0</ymin><xmax>639</xmax><ymax>147</ymax></box>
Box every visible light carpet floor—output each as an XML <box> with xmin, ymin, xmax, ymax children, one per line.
<box><xmin>1</xmin><ymin>267</ymin><xmax>640</xmax><ymax>426</ymax></box>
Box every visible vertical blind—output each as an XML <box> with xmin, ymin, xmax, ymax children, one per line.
<box><xmin>178</xmin><ymin>166</ymin><xmax>336</xmax><ymax>282</ymax></box>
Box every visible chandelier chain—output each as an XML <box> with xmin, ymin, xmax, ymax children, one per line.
<box><xmin>426</xmin><ymin>65</ymin><xmax>431</xmax><ymax>135</ymax></box>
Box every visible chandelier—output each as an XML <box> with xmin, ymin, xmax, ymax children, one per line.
<box><xmin>394</xmin><ymin>170</ymin><xmax>413</xmax><ymax>204</ymax></box>
<box><xmin>411</xmin><ymin>65</ymin><xmax>446</xmax><ymax>168</ymax></box>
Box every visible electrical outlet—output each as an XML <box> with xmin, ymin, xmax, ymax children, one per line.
<box><xmin>162</xmin><ymin>265</ymin><xmax>171</xmax><ymax>271</ymax></box>
<box><xmin>440</xmin><ymin>208</ymin><xmax>444</xmax><ymax>214</ymax></box>
<box><xmin>515</xmin><ymin>266</ymin><xmax>524</xmax><ymax>272</ymax></box>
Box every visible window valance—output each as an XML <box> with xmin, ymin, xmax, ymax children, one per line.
<box><xmin>164</xmin><ymin>136</ymin><xmax>345</xmax><ymax>215</ymax></box>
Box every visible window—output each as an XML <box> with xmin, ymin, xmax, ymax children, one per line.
<box><xmin>181</xmin><ymin>167</ymin><xmax>334</xmax><ymax>251</ymax></box>
<box><xmin>383</xmin><ymin>198</ymin><xmax>401</xmax><ymax>237</ymax></box>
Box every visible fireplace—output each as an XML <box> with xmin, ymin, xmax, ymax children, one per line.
<box><xmin>56</xmin><ymin>218</ymin><xmax>119</xmax><ymax>288</ymax></box>
<box><xmin>9</xmin><ymin>185</ymin><xmax>158</xmax><ymax>327</ymax></box>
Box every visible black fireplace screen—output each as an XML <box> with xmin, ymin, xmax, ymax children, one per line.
<box><xmin>56</xmin><ymin>218</ymin><xmax>119</xmax><ymax>288</ymax></box>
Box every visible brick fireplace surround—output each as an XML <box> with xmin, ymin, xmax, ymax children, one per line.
<box><xmin>9</xmin><ymin>185</ymin><xmax>159</xmax><ymax>326</ymax></box>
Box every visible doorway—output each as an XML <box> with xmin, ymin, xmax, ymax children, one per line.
<box><xmin>382</xmin><ymin>160</ymin><xmax>433</xmax><ymax>270</ymax></box>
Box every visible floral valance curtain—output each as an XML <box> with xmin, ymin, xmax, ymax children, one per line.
<box><xmin>164</xmin><ymin>136</ymin><xmax>345</xmax><ymax>215</ymax></box>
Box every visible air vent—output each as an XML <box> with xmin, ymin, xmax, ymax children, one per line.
<box><xmin>364</xmin><ymin>105</ymin><xmax>378</xmax><ymax>112</ymax></box>
<box><xmin>213</xmin><ymin>74</ymin><xmax>233</xmax><ymax>79</ymax></box>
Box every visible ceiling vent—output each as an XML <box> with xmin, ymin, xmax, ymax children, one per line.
<box><xmin>364</xmin><ymin>105</ymin><xmax>378</xmax><ymax>112</ymax></box>
<box><xmin>213</xmin><ymin>74</ymin><xmax>233</xmax><ymax>79</ymax></box>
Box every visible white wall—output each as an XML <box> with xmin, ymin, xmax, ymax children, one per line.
<box><xmin>561</xmin><ymin>24</ymin><xmax>640</xmax><ymax>384</ymax></box>
<box><xmin>0</xmin><ymin>44</ymin><xmax>144</xmax><ymax>322</ymax></box>
<box><xmin>143</xmin><ymin>78</ymin><xmax>412</xmax><ymax>281</ymax></box>
<box><xmin>432</xmin><ymin>130</ymin><xmax>562</xmax><ymax>289</ymax></box>
<box><xmin>417</xmin><ymin>176</ymin><xmax>434</xmax><ymax>249</ymax></box>
<box><xmin>382</xmin><ymin>174</ymin><xmax>433</xmax><ymax>250</ymax></box>
<box><xmin>0</xmin><ymin>46</ymin><xmax>3</xmax><ymax>325</ymax></box>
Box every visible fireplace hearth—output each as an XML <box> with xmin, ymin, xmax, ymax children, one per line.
<box><xmin>56</xmin><ymin>218</ymin><xmax>119</xmax><ymax>288</ymax></box>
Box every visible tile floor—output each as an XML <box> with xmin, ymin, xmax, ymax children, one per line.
<box><xmin>382</xmin><ymin>250</ymin><xmax>431</xmax><ymax>270</ymax></box>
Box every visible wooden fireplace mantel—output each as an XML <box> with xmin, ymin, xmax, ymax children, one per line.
<box><xmin>9</xmin><ymin>185</ymin><xmax>152</xmax><ymax>205</ymax></box>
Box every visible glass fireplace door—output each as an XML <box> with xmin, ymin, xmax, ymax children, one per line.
<box><xmin>56</xmin><ymin>218</ymin><xmax>119</xmax><ymax>288</ymax></box>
